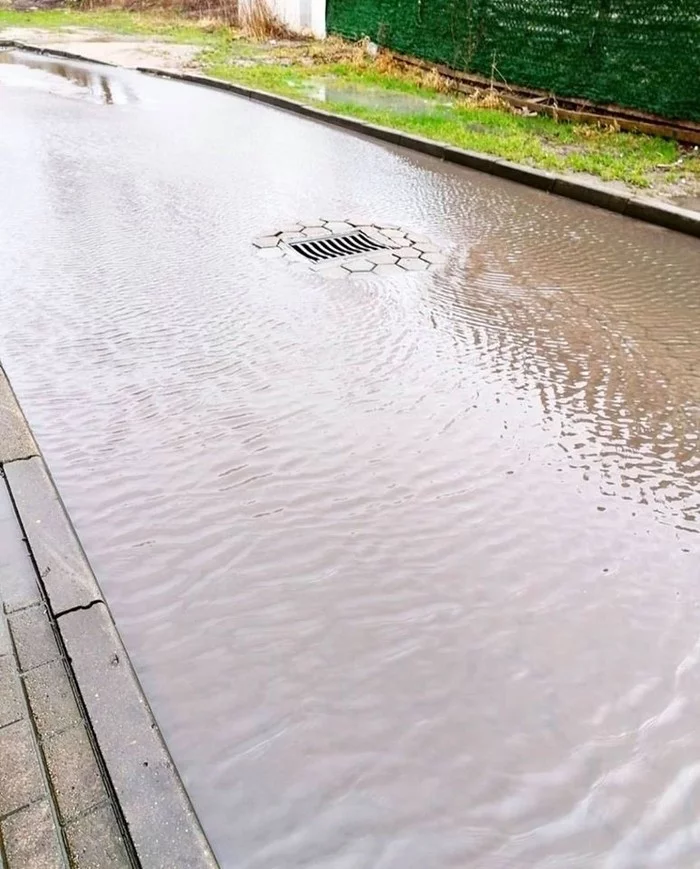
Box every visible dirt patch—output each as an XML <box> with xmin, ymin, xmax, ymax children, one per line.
<box><xmin>0</xmin><ymin>26</ymin><xmax>201</xmax><ymax>70</ymax></box>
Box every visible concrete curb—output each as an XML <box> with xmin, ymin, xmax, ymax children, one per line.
<box><xmin>3</xmin><ymin>39</ymin><xmax>698</xmax><ymax>238</ymax></box>
<box><xmin>0</xmin><ymin>367</ymin><xmax>218</xmax><ymax>869</ymax></box>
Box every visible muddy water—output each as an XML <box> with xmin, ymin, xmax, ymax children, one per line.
<box><xmin>1</xmin><ymin>50</ymin><xmax>699</xmax><ymax>869</ymax></box>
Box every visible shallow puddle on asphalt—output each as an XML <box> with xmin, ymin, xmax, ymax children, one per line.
<box><xmin>0</xmin><ymin>57</ymin><xmax>699</xmax><ymax>869</ymax></box>
<box><xmin>0</xmin><ymin>49</ymin><xmax>133</xmax><ymax>103</ymax></box>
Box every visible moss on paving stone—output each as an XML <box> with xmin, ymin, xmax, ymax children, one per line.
<box><xmin>0</xmin><ymin>8</ymin><xmax>699</xmax><ymax>198</ymax></box>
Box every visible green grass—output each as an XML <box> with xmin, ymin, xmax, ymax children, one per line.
<box><xmin>0</xmin><ymin>8</ymin><xmax>229</xmax><ymax>45</ymax></box>
<box><xmin>0</xmin><ymin>8</ymin><xmax>697</xmax><ymax>190</ymax></box>
<box><xmin>204</xmin><ymin>59</ymin><xmax>684</xmax><ymax>187</ymax></box>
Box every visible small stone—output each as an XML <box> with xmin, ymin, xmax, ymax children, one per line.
<box><xmin>421</xmin><ymin>251</ymin><xmax>447</xmax><ymax>264</ymax></box>
<box><xmin>252</xmin><ymin>236</ymin><xmax>280</xmax><ymax>249</ymax></box>
<box><xmin>398</xmin><ymin>258</ymin><xmax>430</xmax><ymax>271</ymax></box>
<box><xmin>366</xmin><ymin>251</ymin><xmax>398</xmax><ymax>265</ymax></box>
<box><xmin>323</xmin><ymin>221</ymin><xmax>353</xmax><ymax>233</ymax></box>
<box><xmin>343</xmin><ymin>258</ymin><xmax>375</xmax><ymax>273</ymax></box>
<box><xmin>393</xmin><ymin>247</ymin><xmax>422</xmax><ymax>259</ymax></box>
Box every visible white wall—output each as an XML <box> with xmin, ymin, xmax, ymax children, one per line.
<box><xmin>265</xmin><ymin>0</ymin><xmax>326</xmax><ymax>38</ymax></box>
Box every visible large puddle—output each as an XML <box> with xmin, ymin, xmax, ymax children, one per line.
<box><xmin>0</xmin><ymin>53</ymin><xmax>699</xmax><ymax>869</ymax></box>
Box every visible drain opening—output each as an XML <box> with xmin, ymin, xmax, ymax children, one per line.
<box><xmin>285</xmin><ymin>230</ymin><xmax>389</xmax><ymax>264</ymax></box>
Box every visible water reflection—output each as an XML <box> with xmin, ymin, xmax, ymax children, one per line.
<box><xmin>0</xmin><ymin>59</ymin><xmax>699</xmax><ymax>868</ymax></box>
<box><xmin>0</xmin><ymin>49</ymin><xmax>133</xmax><ymax>104</ymax></box>
<box><xmin>430</xmin><ymin>237</ymin><xmax>700</xmax><ymax>530</ymax></box>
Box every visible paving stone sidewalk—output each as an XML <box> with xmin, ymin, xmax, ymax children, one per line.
<box><xmin>0</xmin><ymin>475</ymin><xmax>132</xmax><ymax>868</ymax></box>
<box><xmin>0</xmin><ymin>370</ymin><xmax>134</xmax><ymax>867</ymax></box>
<box><xmin>0</xmin><ymin>369</ymin><xmax>217</xmax><ymax>868</ymax></box>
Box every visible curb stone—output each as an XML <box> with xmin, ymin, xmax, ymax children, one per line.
<box><xmin>0</xmin><ymin>366</ymin><xmax>218</xmax><ymax>869</ymax></box>
<box><xmin>0</xmin><ymin>368</ymin><xmax>37</xmax><ymax>462</ymax></box>
<box><xmin>2</xmin><ymin>38</ymin><xmax>698</xmax><ymax>238</ymax></box>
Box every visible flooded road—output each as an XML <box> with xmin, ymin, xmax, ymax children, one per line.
<box><xmin>1</xmin><ymin>50</ymin><xmax>699</xmax><ymax>869</ymax></box>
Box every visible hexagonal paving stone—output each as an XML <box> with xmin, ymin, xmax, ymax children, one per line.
<box><xmin>366</xmin><ymin>251</ymin><xmax>398</xmax><ymax>265</ymax></box>
<box><xmin>381</xmin><ymin>229</ymin><xmax>407</xmax><ymax>240</ymax></box>
<box><xmin>298</xmin><ymin>219</ymin><xmax>325</xmax><ymax>227</ymax></box>
<box><xmin>398</xmin><ymin>258</ymin><xmax>430</xmax><ymax>271</ymax></box>
<box><xmin>253</xmin><ymin>236</ymin><xmax>280</xmax><ymax>248</ymax></box>
<box><xmin>405</xmin><ymin>232</ymin><xmax>433</xmax><ymax>244</ymax></box>
<box><xmin>373</xmin><ymin>264</ymin><xmax>405</xmax><ymax>276</ymax></box>
<box><xmin>318</xmin><ymin>267</ymin><xmax>350</xmax><ymax>280</ymax></box>
<box><xmin>413</xmin><ymin>242</ymin><xmax>440</xmax><ymax>253</ymax></box>
<box><xmin>393</xmin><ymin>247</ymin><xmax>422</xmax><ymax>259</ymax></box>
<box><xmin>343</xmin><ymin>258</ymin><xmax>375</xmax><ymax>273</ymax></box>
<box><xmin>278</xmin><ymin>223</ymin><xmax>304</xmax><ymax>233</ymax></box>
<box><xmin>302</xmin><ymin>227</ymin><xmax>329</xmax><ymax>238</ymax></box>
<box><xmin>421</xmin><ymin>251</ymin><xmax>448</xmax><ymax>264</ymax></box>
<box><xmin>372</xmin><ymin>233</ymin><xmax>403</xmax><ymax>249</ymax></box>
<box><xmin>324</xmin><ymin>221</ymin><xmax>354</xmax><ymax>233</ymax></box>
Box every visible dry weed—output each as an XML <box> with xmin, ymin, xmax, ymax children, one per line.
<box><xmin>464</xmin><ymin>88</ymin><xmax>512</xmax><ymax>111</ymax></box>
<box><xmin>239</xmin><ymin>0</ymin><xmax>295</xmax><ymax>39</ymax></box>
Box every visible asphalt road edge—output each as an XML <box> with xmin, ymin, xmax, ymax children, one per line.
<box><xmin>153</xmin><ymin>69</ymin><xmax>699</xmax><ymax>238</ymax></box>
<box><xmin>3</xmin><ymin>39</ymin><xmax>698</xmax><ymax>239</ymax></box>
<box><xmin>0</xmin><ymin>364</ymin><xmax>219</xmax><ymax>869</ymax></box>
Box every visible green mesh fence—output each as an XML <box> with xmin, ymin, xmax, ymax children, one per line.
<box><xmin>326</xmin><ymin>0</ymin><xmax>700</xmax><ymax>122</ymax></box>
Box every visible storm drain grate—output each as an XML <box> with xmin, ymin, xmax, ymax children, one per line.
<box><xmin>285</xmin><ymin>230</ymin><xmax>389</xmax><ymax>264</ymax></box>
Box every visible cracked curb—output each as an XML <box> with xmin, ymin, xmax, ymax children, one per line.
<box><xmin>0</xmin><ymin>366</ymin><xmax>219</xmax><ymax>869</ymax></box>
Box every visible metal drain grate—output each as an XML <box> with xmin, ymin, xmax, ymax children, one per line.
<box><xmin>285</xmin><ymin>230</ymin><xmax>389</xmax><ymax>264</ymax></box>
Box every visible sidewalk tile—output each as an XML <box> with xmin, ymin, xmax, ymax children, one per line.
<box><xmin>0</xmin><ymin>719</ymin><xmax>44</xmax><ymax>816</ymax></box>
<box><xmin>44</xmin><ymin>724</ymin><xmax>107</xmax><ymax>824</ymax></box>
<box><xmin>8</xmin><ymin>606</ymin><xmax>59</xmax><ymax>673</ymax></box>
<box><xmin>24</xmin><ymin>660</ymin><xmax>82</xmax><ymax>739</ymax></box>
<box><xmin>64</xmin><ymin>805</ymin><xmax>130</xmax><ymax>868</ymax></box>
<box><xmin>1</xmin><ymin>799</ymin><xmax>64</xmax><ymax>869</ymax></box>
<box><xmin>0</xmin><ymin>657</ymin><xmax>22</xmax><ymax>729</ymax></box>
